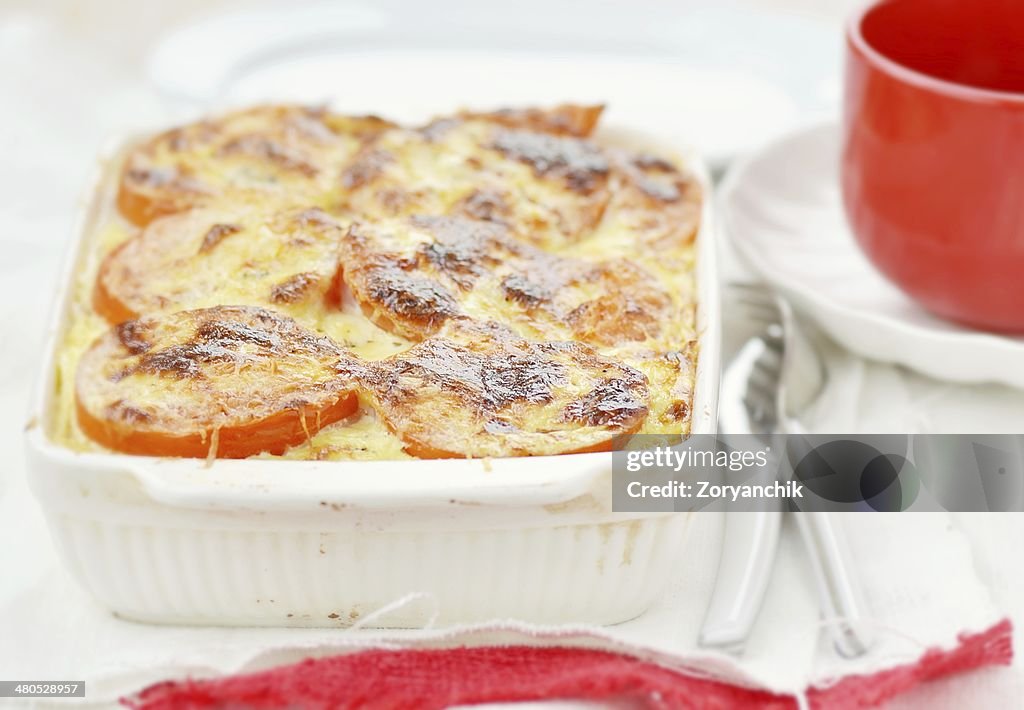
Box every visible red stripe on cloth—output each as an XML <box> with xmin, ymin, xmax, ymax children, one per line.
<box><xmin>123</xmin><ymin>620</ymin><xmax>1013</xmax><ymax>710</ymax></box>
<box><xmin>807</xmin><ymin>618</ymin><xmax>1014</xmax><ymax>710</ymax></box>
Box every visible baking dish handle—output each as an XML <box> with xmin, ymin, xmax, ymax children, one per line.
<box><xmin>121</xmin><ymin>453</ymin><xmax>615</xmax><ymax>511</ymax></box>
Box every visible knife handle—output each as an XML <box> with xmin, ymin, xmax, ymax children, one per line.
<box><xmin>698</xmin><ymin>510</ymin><xmax>782</xmax><ymax>652</ymax></box>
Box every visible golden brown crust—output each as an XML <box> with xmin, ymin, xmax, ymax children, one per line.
<box><xmin>77</xmin><ymin>308</ymin><xmax>650</xmax><ymax>460</ymax></box>
<box><xmin>626</xmin><ymin>346</ymin><xmax>698</xmax><ymax>429</ymax></box>
<box><xmin>561</xmin><ymin>262</ymin><xmax>673</xmax><ymax>346</ymax></box>
<box><xmin>76</xmin><ymin>306</ymin><xmax>359</xmax><ymax>458</ymax></box>
<box><xmin>604</xmin><ymin>151</ymin><xmax>703</xmax><ymax>257</ymax></box>
<box><xmin>339</xmin><ymin>215</ymin><xmax>673</xmax><ymax>346</ymax></box>
<box><xmin>488</xmin><ymin>129</ymin><xmax>610</xmax><ymax>194</ymax></box>
<box><xmin>73</xmin><ymin>103</ymin><xmax>701</xmax><ymax>459</ymax></box>
<box><xmin>360</xmin><ymin>320</ymin><xmax>649</xmax><ymax>458</ymax></box>
<box><xmin>95</xmin><ymin>206</ymin><xmax>346</xmax><ymax>324</ymax></box>
<box><xmin>117</xmin><ymin>105</ymin><xmax>394</xmax><ymax>226</ymax></box>
<box><xmin>455</xmin><ymin>103</ymin><xmax>605</xmax><ymax>137</ymax></box>
<box><xmin>339</xmin><ymin>118</ymin><xmax>612</xmax><ymax>249</ymax></box>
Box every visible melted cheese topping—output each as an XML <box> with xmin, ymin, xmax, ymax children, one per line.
<box><xmin>54</xmin><ymin>216</ymin><xmax>415</xmax><ymax>459</ymax></box>
<box><xmin>52</xmin><ymin>105</ymin><xmax>701</xmax><ymax>460</ymax></box>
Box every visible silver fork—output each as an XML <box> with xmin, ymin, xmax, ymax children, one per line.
<box><xmin>699</xmin><ymin>283</ymin><xmax>874</xmax><ymax>658</ymax></box>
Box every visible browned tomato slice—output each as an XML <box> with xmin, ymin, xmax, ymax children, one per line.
<box><xmin>360</xmin><ymin>320</ymin><xmax>649</xmax><ymax>458</ymax></box>
<box><xmin>339</xmin><ymin>215</ymin><xmax>673</xmax><ymax>346</ymax></box>
<box><xmin>76</xmin><ymin>306</ymin><xmax>358</xmax><ymax>458</ymax></box>
<box><xmin>95</xmin><ymin>206</ymin><xmax>346</xmax><ymax>324</ymax></box>
<box><xmin>337</xmin><ymin>216</ymin><xmax>513</xmax><ymax>340</ymax></box>
<box><xmin>339</xmin><ymin>111</ymin><xmax>612</xmax><ymax>249</ymax></box>
<box><xmin>117</xmin><ymin>105</ymin><xmax>393</xmax><ymax>226</ymax></box>
<box><xmin>455</xmin><ymin>103</ymin><xmax>604</xmax><ymax>137</ymax></box>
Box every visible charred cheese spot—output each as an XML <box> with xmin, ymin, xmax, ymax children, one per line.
<box><xmin>76</xmin><ymin>306</ymin><xmax>360</xmax><ymax>458</ymax></box>
<box><xmin>562</xmin><ymin>376</ymin><xmax>648</xmax><ymax>427</ymax></box>
<box><xmin>115</xmin><ymin>319</ymin><xmax>153</xmax><ymax>355</ymax></box>
<box><xmin>412</xmin><ymin>215</ymin><xmax>504</xmax><ymax>289</ymax></box>
<box><xmin>456</xmin><ymin>188</ymin><xmax>512</xmax><ymax>225</ymax></box>
<box><xmin>359</xmin><ymin>266</ymin><xmax>460</xmax><ymax>334</ymax></box>
<box><xmin>489</xmin><ymin>130</ymin><xmax>610</xmax><ymax>194</ymax></box>
<box><xmin>500</xmin><ymin>272</ymin><xmax>555</xmax><ymax>307</ymax></box>
<box><xmin>362</xmin><ymin>320</ymin><xmax>648</xmax><ymax>458</ymax></box>
<box><xmin>270</xmin><ymin>272</ymin><xmax>323</xmax><ymax>304</ymax></box>
<box><xmin>199</xmin><ymin>223</ymin><xmax>242</xmax><ymax>253</ymax></box>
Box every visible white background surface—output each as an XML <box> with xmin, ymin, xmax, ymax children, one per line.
<box><xmin>1</xmin><ymin>1</ymin><xmax>1022</xmax><ymax>707</ymax></box>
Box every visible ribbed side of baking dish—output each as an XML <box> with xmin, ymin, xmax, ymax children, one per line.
<box><xmin>45</xmin><ymin>511</ymin><xmax>689</xmax><ymax>626</ymax></box>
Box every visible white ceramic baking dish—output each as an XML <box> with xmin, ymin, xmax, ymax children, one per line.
<box><xmin>24</xmin><ymin>125</ymin><xmax>720</xmax><ymax>628</ymax></box>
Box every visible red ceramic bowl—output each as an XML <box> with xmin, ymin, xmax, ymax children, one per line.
<box><xmin>842</xmin><ymin>0</ymin><xmax>1024</xmax><ymax>333</ymax></box>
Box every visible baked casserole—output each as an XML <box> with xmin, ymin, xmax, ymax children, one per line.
<box><xmin>54</xmin><ymin>104</ymin><xmax>702</xmax><ymax>461</ymax></box>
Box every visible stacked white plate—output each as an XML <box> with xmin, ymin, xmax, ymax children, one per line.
<box><xmin>721</xmin><ymin>122</ymin><xmax>1024</xmax><ymax>389</ymax></box>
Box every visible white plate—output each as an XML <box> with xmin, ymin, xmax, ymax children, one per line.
<box><xmin>720</xmin><ymin>121</ymin><xmax>1024</xmax><ymax>389</ymax></box>
<box><xmin>146</xmin><ymin>2</ymin><xmax>840</xmax><ymax>167</ymax></box>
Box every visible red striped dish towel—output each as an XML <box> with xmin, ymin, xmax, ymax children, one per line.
<box><xmin>126</xmin><ymin>622</ymin><xmax>1011</xmax><ymax>709</ymax></box>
